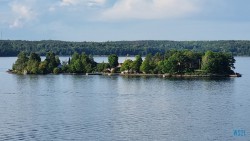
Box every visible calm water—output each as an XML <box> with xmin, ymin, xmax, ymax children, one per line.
<box><xmin>0</xmin><ymin>57</ymin><xmax>249</xmax><ymax>141</ymax></box>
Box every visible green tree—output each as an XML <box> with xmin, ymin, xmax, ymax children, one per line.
<box><xmin>26</xmin><ymin>53</ymin><xmax>41</xmax><ymax>74</ymax></box>
<box><xmin>155</xmin><ymin>61</ymin><xmax>164</xmax><ymax>74</ymax></box>
<box><xmin>29</xmin><ymin>52</ymin><xmax>41</xmax><ymax>62</ymax></box>
<box><xmin>162</xmin><ymin>52</ymin><xmax>187</xmax><ymax>74</ymax></box>
<box><xmin>27</xmin><ymin>61</ymin><xmax>40</xmax><ymax>74</ymax></box>
<box><xmin>121</xmin><ymin>59</ymin><xmax>133</xmax><ymax>72</ymax></box>
<box><xmin>61</xmin><ymin>61</ymin><xmax>69</xmax><ymax>73</ymax></box>
<box><xmin>108</xmin><ymin>54</ymin><xmax>118</xmax><ymax>68</ymax></box>
<box><xmin>12</xmin><ymin>52</ymin><xmax>29</xmax><ymax>73</ymax></box>
<box><xmin>85</xmin><ymin>64</ymin><xmax>93</xmax><ymax>73</ymax></box>
<box><xmin>53</xmin><ymin>68</ymin><xmax>60</xmax><ymax>74</ymax></box>
<box><xmin>68</xmin><ymin>52</ymin><xmax>97</xmax><ymax>73</ymax></box>
<box><xmin>164</xmin><ymin>50</ymin><xmax>178</xmax><ymax>60</ymax></box>
<box><xmin>45</xmin><ymin>51</ymin><xmax>60</xmax><ymax>73</ymax></box>
<box><xmin>96</xmin><ymin>62</ymin><xmax>109</xmax><ymax>72</ymax></box>
<box><xmin>80</xmin><ymin>53</ymin><xmax>96</xmax><ymax>73</ymax></box>
<box><xmin>183</xmin><ymin>51</ymin><xmax>202</xmax><ymax>72</ymax></box>
<box><xmin>38</xmin><ymin>61</ymin><xmax>48</xmax><ymax>74</ymax></box>
<box><xmin>201</xmin><ymin>51</ymin><xmax>235</xmax><ymax>74</ymax></box>
<box><xmin>140</xmin><ymin>54</ymin><xmax>152</xmax><ymax>74</ymax></box>
<box><xmin>55</xmin><ymin>56</ymin><xmax>60</xmax><ymax>66</ymax></box>
<box><xmin>151</xmin><ymin>53</ymin><xmax>163</xmax><ymax>73</ymax></box>
<box><xmin>71</xmin><ymin>52</ymin><xmax>80</xmax><ymax>63</ymax></box>
<box><xmin>152</xmin><ymin>52</ymin><xmax>163</xmax><ymax>63</ymax></box>
<box><xmin>131</xmin><ymin>55</ymin><xmax>143</xmax><ymax>73</ymax></box>
<box><xmin>72</xmin><ymin>59</ymin><xmax>84</xmax><ymax>73</ymax></box>
<box><xmin>163</xmin><ymin>55</ymin><xmax>178</xmax><ymax>74</ymax></box>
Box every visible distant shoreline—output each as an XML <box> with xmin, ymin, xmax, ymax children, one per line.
<box><xmin>1</xmin><ymin>40</ymin><xmax>250</xmax><ymax>57</ymax></box>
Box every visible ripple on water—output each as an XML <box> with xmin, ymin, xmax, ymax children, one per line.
<box><xmin>0</xmin><ymin>57</ymin><xmax>250</xmax><ymax>141</ymax></box>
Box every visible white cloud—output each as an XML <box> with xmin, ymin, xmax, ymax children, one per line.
<box><xmin>100</xmin><ymin>0</ymin><xmax>200</xmax><ymax>21</ymax></box>
<box><xmin>11</xmin><ymin>4</ymin><xmax>34</xmax><ymax>19</ymax></box>
<box><xmin>10</xmin><ymin>18</ymin><xmax>23</xmax><ymax>28</ymax></box>
<box><xmin>88</xmin><ymin>0</ymin><xmax>106</xmax><ymax>6</ymax></box>
<box><xmin>60</xmin><ymin>0</ymin><xmax>106</xmax><ymax>7</ymax></box>
<box><xmin>60</xmin><ymin>0</ymin><xmax>79</xmax><ymax>6</ymax></box>
<box><xmin>9</xmin><ymin>2</ymin><xmax>37</xmax><ymax>28</ymax></box>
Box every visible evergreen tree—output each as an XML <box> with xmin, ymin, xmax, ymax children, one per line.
<box><xmin>26</xmin><ymin>53</ymin><xmax>41</xmax><ymax>74</ymax></box>
<box><xmin>12</xmin><ymin>52</ymin><xmax>29</xmax><ymax>73</ymax></box>
<box><xmin>140</xmin><ymin>54</ymin><xmax>152</xmax><ymax>74</ymax></box>
<box><xmin>108</xmin><ymin>54</ymin><xmax>118</xmax><ymax>68</ymax></box>
<box><xmin>45</xmin><ymin>51</ymin><xmax>59</xmax><ymax>73</ymax></box>
<box><xmin>131</xmin><ymin>55</ymin><xmax>143</xmax><ymax>73</ymax></box>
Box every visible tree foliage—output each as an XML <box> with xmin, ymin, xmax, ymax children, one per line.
<box><xmin>12</xmin><ymin>50</ymin><xmax>236</xmax><ymax>75</ymax></box>
<box><xmin>201</xmin><ymin>51</ymin><xmax>235</xmax><ymax>74</ymax></box>
<box><xmin>96</xmin><ymin>62</ymin><xmax>109</xmax><ymax>72</ymax></box>
<box><xmin>67</xmin><ymin>52</ymin><xmax>97</xmax><ymax>73</ymax></box>
<box><xmin>12</xmin><ymin>52</ymin><xmax>29</xmax><ymax>73</ymax></box>
<box><xmin>120</xmin><ymin>59</ymin><xmax>133</xmax><ymax>72</ymax></box>
<box><xmin>12</xmin><ymin>52</ymin><xmax>60</xmax><ymax>74</ymax></box>
<box><xmin>108</xmin><ymin>54</ymin><xmax>118</xmax><ymax>68</ymax></box>
<box><xmin>1</xmin><ymin>40</ymin><xmax>250</xmax><ymax>57</ymax></box>
<box><xmin>131</xmin><ymin>55</ymin><xmax>143</xmax><ymax>73</ymax></box>
<box><xmin>26</xmin><ymin>53</ymin><xmax>41</xmax><ymax>74</ymax></box>
<box><xmin>45</xmin><ymin>51</ymin><xmax>60</xmax><ymax>73</ymax></box>
<box><xmin>140</xmin><ymin>54</ymin><xmax>153</xmax><ymax>74</ymax></box>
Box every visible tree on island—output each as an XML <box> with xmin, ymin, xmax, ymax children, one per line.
<box><xmin>12</xmin><ymin>52</ymin><xmax>60</xmax><ymax>74</ymax></box>
<box><xmin>121</xmin><ymin>59</ymin><xmax>133</xmax><ymax>73</ymax></box>
<box><xmin>108</xmin><ymin>54</ymin><xmax>118</xmax><ymax>68</ymax></box>
<box><xmin>26</xmin><ymin>53</ymin><xmax>41</xmax><ymax>74</ymax></box>
<box><xmin>12</xmin><ymin>52</ymin><xmax>29</xmax><ymax>74</ymax></box>
<box><xmin>140</xmin><ymin>54</ymin><xmax>153</xmax><ymax>74</ymax></box>
<box><xmin>96</xmin><ymin>62</ymin><xmax>109</xmax><ymax>72</ymax></box>
<box><xmin>201</xmin><ymin>51</ymin><xmax>235</xmax><ymax>74</ymax></box>
<box><xmin>67</xmin><ymin>52</ymin><xmax>97</xmax><ymax>73</ymax></box>
<box><xmin>131</xmin><ymin>55</ymin><xmax>143</xmax><ymax>73</ymax></box>
<box><xmin>45</xmin><ymin>51</ymin><xmax>60</xmax><ymax>73</ymax></box>
<box><xmin>11</xmin><ymin>50</ymin><xmax>237</xmax><ymax>76</ymax></box>
<box><xmin>69</xmin><ymin>52</ymin><xmax>84</xmax><ymax>73</ymax></box>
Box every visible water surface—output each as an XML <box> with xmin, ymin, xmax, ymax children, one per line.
<box><xmin>0</xmin><ymin>57</ymin><xmax>249</xmax><ymax>141</ymax></box>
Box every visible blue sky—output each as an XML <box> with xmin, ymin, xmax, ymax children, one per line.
<box><xmin>0</xmin><ymin>0</ymin><xmax>250</xmax><ymax>41</ymax></box>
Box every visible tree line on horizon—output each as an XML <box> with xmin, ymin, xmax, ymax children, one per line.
<box><xmin>1</xmin><ymin>40</ymin><xmax>250</xmax><ymax>56</ymax></box>
<box><xmin>11</xmin><ymin>50</ymin><xmax>235</xmax><ymax>75</ymax></box>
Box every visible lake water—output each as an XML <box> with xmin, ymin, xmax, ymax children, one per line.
<box><xmin>0</xmin><ymin>57</ymin><xmax>249</xmax><ymax>141</ymax></box>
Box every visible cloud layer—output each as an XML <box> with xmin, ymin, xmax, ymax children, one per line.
<box><xmin>101</xmin><ymin>0</ymin><xmax>200</xmax><ymax>21</ymax></box>
<box><xmin>9</xmin><ymin>2</ymin><xmax>37</xmax><ymax>28</ymax></box>
<box><xmin>1</xmin><ymin>0</ymin><xmax>203</xmax><ymax>28</ymax></box>
<box><xmin>60</xmin><ymin>0</ymin><xmax>106</xmax><ymax>7</ymax></box>
<box><xmin>1</xmin><ymin>0</ymin><xmax>250</xmax><ymax>41</ymax></box>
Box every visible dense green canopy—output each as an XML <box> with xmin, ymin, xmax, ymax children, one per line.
<box><xmin>11</xmin><ymin>50</ymin><xmax>236</xmax><ymax>75</ymax></box>
<box><xmin>1</xmin><ymin>40</ymin><xmax>250</xmax><ymax>56</ymax></box>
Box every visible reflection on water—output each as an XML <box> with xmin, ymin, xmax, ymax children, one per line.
<box><xmin>0</xmin><ymin>57</ymin><xmax>249</xmax><ymax>141</ymax></box>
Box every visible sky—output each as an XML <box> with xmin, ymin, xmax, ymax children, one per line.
<box><xmin>0</xmin><ymin>0</ymin><xmax>250</xmax><ymax>41</ymax></box>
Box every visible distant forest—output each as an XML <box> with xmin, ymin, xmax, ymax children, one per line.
<box><xmin>1</xmin><ymin>40</ymin><xmax>250</xmax><ymax>56</ymax></box>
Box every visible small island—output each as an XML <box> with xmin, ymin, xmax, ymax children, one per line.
<box><xmin>9</xmin><ymin>50</ymin><xmax>241</xmax><ymax>77</ymax></box>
